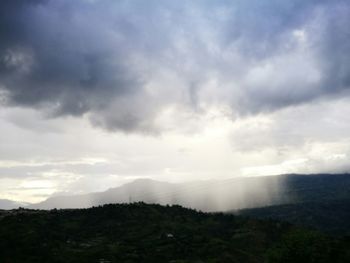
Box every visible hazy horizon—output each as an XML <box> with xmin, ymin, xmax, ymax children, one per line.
<box><xmin>2</xmin><ymin>173</ymin><xmax>285</xmax><ymax>204</ymax></box>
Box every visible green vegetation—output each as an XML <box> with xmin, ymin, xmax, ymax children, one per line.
<box><xmin>281</xmin><ymin>174</ymin><xmax>350</xmax><ymax>203</ymax></box>
<box><xmin>238</xmin><ymin>199</ymin><xmax>350</xmax><ymax>236</ymax></box>
<box><xmin>0</xmin><ymin>203</ymin><xmax>349</xmax><ymax>263</ymax></box>
<box><xmin>236</xmin><ymin>174</ymin><xmax>350</xmax><ymax>237</ymax></box>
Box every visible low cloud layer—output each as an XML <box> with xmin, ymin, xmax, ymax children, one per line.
<box><xmin>1</xmin><ymin>0</ymin><xmax>350</xmax><ymax>132</ymax></box>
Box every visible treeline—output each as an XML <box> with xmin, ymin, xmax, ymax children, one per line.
<box><xmin>0</xmin><ymin>203</ymin><xmax>349</xmax><ymax>262</ymax></box>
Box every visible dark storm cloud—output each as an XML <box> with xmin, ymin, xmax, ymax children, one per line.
<box><xmin>0</xmin><ymin>0</ymin><xmax>142</xmax><ymax>112</ymax></box>
<box><xmin>0</xmin><ymin>0</ymin><xmax>349</xmax><ymax>132</ymax></box>
<box><xmin>0</xmin><ymin>0</ymin><xmax>151</xmax><ymax>132</ymax></box>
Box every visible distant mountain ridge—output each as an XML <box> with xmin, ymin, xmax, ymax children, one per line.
<box><xmin>1</xmin><ymin>173</ymin><xmax>347</xmax><ymax>211</ymax></box>
<box><xmin>29</xmin><ymin>176</ymin><xmax>286</xmax><ymax>211</ymax></box>
<box><xmin>233</xmin><ymin>173</ymin><xmax>350</xmax><ymax>235</ymax></box>
<box><xmin>26</xmin><ymin>173</ymin><xmax>350</xmax><ymax>211</ymax></box>
<box><xmin>237</xmin><ymin>198</ymin><xmax>350</xmax><ymax>236</ymax></box>
<box><xmin>0</xmin><ymin>199</ymin><xmax>28</xmax><ymax>210</ymax></box>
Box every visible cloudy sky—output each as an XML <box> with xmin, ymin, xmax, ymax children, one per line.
<box><xmin>1</xmin><ymin>0</ymin><xmax>350</xmax><ymax>203</ymax></box>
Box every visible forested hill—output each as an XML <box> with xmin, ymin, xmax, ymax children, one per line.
<box><xmin>0</xmin><ymin>203</ymin><xmax>349</xmax><ymax>263</ymax></box>
<box><xmin>280</xmin><ymin>173</ymin><xmax>350</xmax><ymax>203</ymax></box>
<box><xmin>237</xmin><ymin>199</ymin><xmax>350</xmax><ymax>236</ymax></box>
<box><xmin>235</xmin><ymin>174</ymin><xmax>350</xmax><ymax>236</ymax></box>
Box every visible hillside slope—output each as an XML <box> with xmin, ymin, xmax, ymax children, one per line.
<box><xmin>235</xmin><ymin>174</ymin><xmax>350</xmax><ymax>236</ymax></box>
<box><xmin>237</xmin><ymin>199</ymin><xmax>350</xmax><ymax>236</ymax></box>
<box><xmin>0</xmin><ymin>203</ymin><xmax>349</xmax><ymax>263</ymax></box>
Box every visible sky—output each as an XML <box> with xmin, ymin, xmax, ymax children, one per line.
<box><xmin>1</xmin><ymin>0</ymin><xmax>350</xmax><ymax>203</ymax></box>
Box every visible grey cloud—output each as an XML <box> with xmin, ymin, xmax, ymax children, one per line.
<box><xmin>319</xmin><ymin>2</ymin><xmax>350</xmax><ymax>92</ymax></box>
<box><xmin>0</xmin><ymin>0</ymin><xmax>349</xmax><ymax>132</ymax></box>
<box><xmin>231</xmin><ymin>97</ymin><xmax>350</xmax><ymax>154</ymax></box>
<box><xmin>0</xmin><ymin>0</ymin><xmax>148</xmax><ymax>130</ymax></box>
